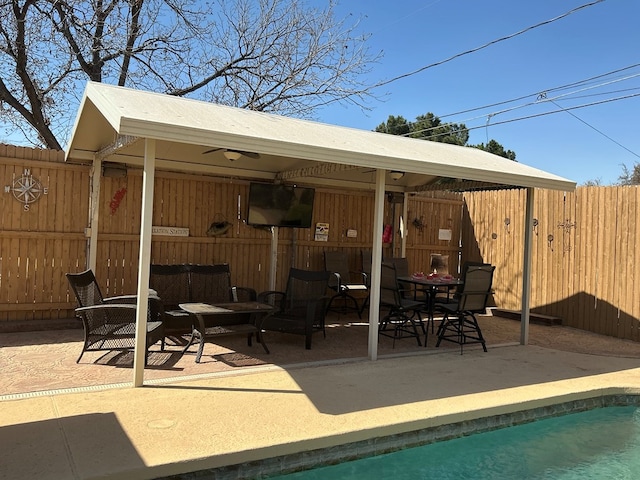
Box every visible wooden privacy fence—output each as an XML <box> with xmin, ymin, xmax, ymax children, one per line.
<box><xmin>2</xmin><ymin>145</ymin><xmax>639</xmax><ymax>343</ymax></box>
<box><xmin>462</xmin><ymin>187</ymin><xmax>640</xmax><ymax>342</ymax></box>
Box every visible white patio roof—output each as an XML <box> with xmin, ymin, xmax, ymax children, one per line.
<box><xmin>66</xmin><ymin>82</ymin><xmax>575</xmax><ymax>193</ymax></box>
<box><xmin>65</xmin><ymin>82</ymin><xmax>575</xmax><ymax>387</ymax></box>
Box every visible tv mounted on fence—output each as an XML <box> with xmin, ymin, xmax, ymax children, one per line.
<box><xmin>247</xmin><ymin>182</ymin><xmax>315</xmax><ymax>228</ymax></box>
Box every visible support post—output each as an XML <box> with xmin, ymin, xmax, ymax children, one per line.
<box><xmin>88</xmin><ymin>157</ymin><xmax>102</xmax><ymax>273</ymax></box>
<box><xmin>368</xmin><ymin>169</ymin><xmax>386</xmax><ymax>360</ymax></box>
<box><xmin>520</xmin><ymin>187</ymin><xmax>535</xmax><ymax>345</ymax></box>
<box><xmin>269</xmin><ymin>226</ymin><xmax>279</xmax><ymax>290</ymax></box>
<box><xmin>133</xmin><ymin>139</ymin><xmax>156</xmax><ymax>387</ymax></box>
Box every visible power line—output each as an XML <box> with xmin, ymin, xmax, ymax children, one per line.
<box><xmin>548</xmin><ymin>99</ymin><xmax>640</xmax><ymax>159</ymax></box>
<box><xmin>371</xmin><ymin>0</ymin><xmax>606</xmax><ymax>89</ymax></box>
<box><xmin>555</xmin><ymin>86</ymin><xmax>640</xmax><ymax>101</ymax></box>
<box><xmin>398</xmin><ymin>67</ymin><xmax>640</xmax><ymax>137</ymax></box>
<box><xmin>415</xmin><ymin>92</ymin><xmax>640</xmax><ymax>141</ymax></box>
<box><xmin>483</xmin><ymin>71</ymin><xmax>640</xmax><ymax>121</ymax></box>
<box><xmin>438</xmin><ymin>63</ymin><xmax>640</xmax><ymax>120</ymax></box>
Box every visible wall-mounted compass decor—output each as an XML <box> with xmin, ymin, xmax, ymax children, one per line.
<box><xmin>4</xmin><ymin>168</ymin><xmax>48</xmax><ymax>211</ymax></box>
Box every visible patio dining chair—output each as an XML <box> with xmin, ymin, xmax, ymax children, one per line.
<box><xmin>386</xmin><ymin>256</ymin><xmax>429</xmax><ymax>303</ymax></box>
<box><xmin>359</xmin><ymin>250</ymin><xmax>372</xmax><ymax>314</ymax></box>
<box><xmin>324</xmin><ymin>250</ymin><xmax>368</xmax><ymax>318</ymax></box>
<box><xmin>435</xmin><ymin>264</ymin><xmax>495</xmax><ymax>354</ymax></box>
<box><xmin>379</xmin><ymin>261</ymin><xmax>425</xmax><ymax>347</ymax></box>
<box><xmin>257</xmin><ymin>268</ymin><xmax>330</xmax><ymax>349</ymax></box>
<box><xmin>434</xmin><ymin>260</ymin><xmax>491</xmax><ymax>305</ymax></box>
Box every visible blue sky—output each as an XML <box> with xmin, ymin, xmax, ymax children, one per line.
<box><xmin>315</xmin><ymin>0</ymin><xmax>640</xmax><ymax>185</ymax></box>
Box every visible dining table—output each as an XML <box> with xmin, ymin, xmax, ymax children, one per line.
<box><xmin>396</xmin><ymin>275</ymin><xmax>464</xmax><ymax>332</ymax></box>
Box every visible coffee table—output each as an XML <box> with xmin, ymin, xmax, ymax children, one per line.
<box><xmin>179</xmin><ymin>301</ymin><xmax>272</xmax><ymax>363</ymax></box>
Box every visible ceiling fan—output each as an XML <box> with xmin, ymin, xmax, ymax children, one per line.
<box><xmin>202</xmin><ymin>147</ymin><xmax>260</xmax><ymax>160</ymax></box>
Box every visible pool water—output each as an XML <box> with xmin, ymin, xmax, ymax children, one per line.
<box><xmin>270</xmin><ymin>406</ymin><xmax>640</xmax><ymax>479</ymax></box>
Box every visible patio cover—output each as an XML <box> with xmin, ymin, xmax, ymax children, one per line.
<box><xmin>66</xmin><ymin>82</ymin><xmax>576</xmax><ymax>386</ymax></box>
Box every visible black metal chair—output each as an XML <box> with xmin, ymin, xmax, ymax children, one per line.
<box><xmin>434</xmin><ymin>261</ymin><xmax>491</xmax><ymax>305</ymax></box>
<box><xmin>386</xmin><ymin>256</ymin><xmax>429</xmax><ymax>303</ymax></box>
<box><xmin>435</xmin><ymin>264</ymin><xmax>495</xmax><ymax>354</ymax></box>
<box><xmin>359</xmin><ymin>250</ymin><xmax>372</xmax><ymax>315</ymax></box>
<box><xmin>379</xmin><ymin>262</ymin><xmax>425</xmax><ymax>347</ymax></box>
<box><xmin>67</xmin><ymin>270</ymin><xmax>165</xmax><ymax>363</ymax></box>
<box><xmin>66</xmin><ymin>269</ymin><xmax>137</xmax><ymax>308</ymax></box>
<box><xmin>324</xmin><ymin>251</ymin><xmax>368</xmax><ymax>318</ymax></box>
<box><xmin>258</xmin><ymin>268</ymin><xmax>330</xmax><ymax>349</ymax></box>
<box><xmin>189</xmin><ymin>263</ymin><xmax>256</xmax><ymax>304</ymax></box>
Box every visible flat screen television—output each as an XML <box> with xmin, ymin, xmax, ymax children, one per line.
<box><xmin>247</xmin><ymin>183</ymin><xmax>315</xmax><ymax>228</ymax></box>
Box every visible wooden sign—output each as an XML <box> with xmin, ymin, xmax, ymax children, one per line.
<box><xmin>152</xmin><ymin>226</ymin><xmax>189</xmax><ymax>237</ymax></box>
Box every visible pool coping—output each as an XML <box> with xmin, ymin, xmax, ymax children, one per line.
<box><xmin>167</xmin><ymin>390</ymin><xmax>640</xmax><ymax>479</ymax></box>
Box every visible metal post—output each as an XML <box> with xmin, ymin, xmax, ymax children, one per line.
<box><xmin>368</xmin><ymin>169</ymin><xmax>386</xmax><ymax>360</ymax></box>
<box><xmin>520</xmin><ymin>187</ymin><xmax>535</xmax><ymax>345</ymax></box>
<box><xmin>133</xmin><ymin>139</ymin><xmax>156</xmax><ymax>387</ymax></box>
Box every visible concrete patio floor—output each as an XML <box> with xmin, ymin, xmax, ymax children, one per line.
<box><xmin>4</xmin><ymin>312</ymin><xmax>640</xmax><ymax>398</ymax></box>
<box><xmin>3</xmin><ymin>312</ymin><xmax>640</xmax><ymax>479</ymax></box>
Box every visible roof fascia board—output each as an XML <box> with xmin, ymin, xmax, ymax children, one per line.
<box><xmin>119</xmin><ymin>117</ymin><xmax>575</xmax><ymax>191</ymax></box>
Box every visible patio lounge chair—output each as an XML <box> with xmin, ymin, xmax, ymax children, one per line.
<box><xmin>258</xmin><ymin>268</ymin><xmax>330</xmax><ymax>349</ymax></box>
<box><xmin>66</xmin><ymin>269</ymin><xmax>137</xmax><ymax>308</ymax></box>
<box><xmin>66</xmin><ymin>270</ymin><xmax>165</xmax><ymax>363</ymax></box>
<box><xmin>435</xmin><ymin>264</ymin><xmax>495</xmax><ymax>354</ymax></box>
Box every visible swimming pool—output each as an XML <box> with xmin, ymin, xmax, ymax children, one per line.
<box><xmin>268</xmin><ymin>405</ymin><xmax>640</xmax><ymax>479</ymax></box>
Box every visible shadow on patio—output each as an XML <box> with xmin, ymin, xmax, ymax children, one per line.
<box><xmin>3</xmin><ymin>311</ymin><xmax>640</xmax><ymax>398</ymax></box>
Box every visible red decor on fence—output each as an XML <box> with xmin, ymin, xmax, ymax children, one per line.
<box><xmin>109</xmin><ymin>187</ymin><xmax>127</xmax><ymax>215</ymax></box>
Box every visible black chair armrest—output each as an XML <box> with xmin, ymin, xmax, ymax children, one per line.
<box><xmin>77</xmin><ymin>302</ymin><xmax>164</xmax><ymax>320</ymax></box>
<box><xmin>257</xmin><ymin>290</ymin><xmax>286</xmax><ymax>311</ymax></box>
<box><xmin>232</xmin><ymin>286</ymin><xmax>257</xmax><ymax>302</ymax></box>
<box><xmin>103</xmin><ymin>294</ymin><xmax>139</xmax><ymax>304</ymax></box>
<box><xmin>327</xmin><ymin>271</ymin><xmax>343</xmax><ymax>289</ymax></box>
<box><xmin>76</xmin><ymin>303</ymin><xmax>136</xmax><ymax>314</ymax></box>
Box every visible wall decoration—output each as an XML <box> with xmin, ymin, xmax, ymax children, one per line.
<box><xmin>382</xmin><ymin>224</ymin><xmax>393</xmax><ymax>243</ymax></box>
<box><xmin>207</xmin><ymin>213</ymin><xmax>232</xmax><ymax>236</ymax></box>
<box><xmin>438</xmin><ymin>228</ymin><xmax>452</xmax><ymax>241</ymax></box>
<box><xmin>314</xmin><ymin>222</ymin><xmax>329</xmax><ymax>241</ymax></box>
<box><xmin>4</xmin><ymin>168</ymin><xmax>48</xmax><ymax>211</ymax></box>
<box><xmin>152</xmin><ymin>226</ymin><xmax>189</xmax><ymax>236</ymax></box>
<box><xmin>109</xmin><ymin>187</ymin><xmax>127</xmax><ymax>215</ymax></box>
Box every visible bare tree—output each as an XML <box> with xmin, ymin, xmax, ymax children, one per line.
<box><xmin>0</xmin><ymin>0</ymin><xmax>380</xmax><ymax>149</ymax></box>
